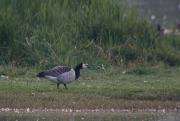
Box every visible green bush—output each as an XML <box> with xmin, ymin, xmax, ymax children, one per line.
<box><xmin>0</xmin><ymin>0</ymin><xmax>179</xmax><ymax>67</ymax></box>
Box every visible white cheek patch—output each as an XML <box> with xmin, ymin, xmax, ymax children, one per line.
<box><xmin>82</xmin><ymin>64</ymin><xmax>89</xmax><ymax>69</ymax></box>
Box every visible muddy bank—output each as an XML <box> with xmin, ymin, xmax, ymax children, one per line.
<box><xmin>1</xmin><ymin>96</ymin><xmax>180</xmax><ymax>112</ymax></box>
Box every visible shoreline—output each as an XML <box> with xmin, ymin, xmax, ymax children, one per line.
<box><xmin>0</xmin><ymin>108</ymin><xmax>180</xmax><ymax>114</ymax></box>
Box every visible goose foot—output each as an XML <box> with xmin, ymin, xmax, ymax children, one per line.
<box><xmin>64</xmin><ymin>84</ymin><xmax>68</xmax><ymax>90</ymax></box>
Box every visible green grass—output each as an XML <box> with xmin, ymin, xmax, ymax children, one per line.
<box><xmin>0</xmin><ymin>0</ymin><xmax>180</xmax><ymax>110</ymax></box>
<box><xmin>0</xmin><ymin>0</ymin><xmax>180</xmax><ymax>67</ymax></box>
<box><xmin>0</xmin><ymin>65</ymin><xmax>180</xmax><ymax>109</ymax></box>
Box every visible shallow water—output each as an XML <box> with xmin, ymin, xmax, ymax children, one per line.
<box><xmin>0</xmin><ymin>112</ymin><xmax>180</xmax><ymax>121</ymax></box>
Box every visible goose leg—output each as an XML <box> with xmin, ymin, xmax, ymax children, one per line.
<box><xmin>64</xmin><ymin>84</ymin><xmax>68</xmax><ymax>89</ymax></box>
<box><xmin>57</xmin><ymin>83</ymin><xmax>60</xmax><ymax>89</ymax></box>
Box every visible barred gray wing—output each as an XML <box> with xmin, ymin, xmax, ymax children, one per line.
<box><xmin>44</xmin><ymin>66</ymin><xmax>71</xmax><ymax>77</ymax></box>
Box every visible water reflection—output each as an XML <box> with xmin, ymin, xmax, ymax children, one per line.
<box><xmin>0</xmin><ymin>112</ymin><xmax>180</xmax><ymax>121</ymax></box>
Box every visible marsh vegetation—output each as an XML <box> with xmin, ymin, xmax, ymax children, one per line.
<box><xmin>0</xmin><ymin>0</ymin><xmax>180</xmax><ymax>67</ymax></box>
<box><xmin>0</xmin><ymin>0</ymin><xmax>180</xmax><ymax>113</ymax></box>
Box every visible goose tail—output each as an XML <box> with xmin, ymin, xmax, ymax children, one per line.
<box><xmin>37</xmin><ymin>71</ymin><xmax>45</xmax><ymax>78</ymax></box>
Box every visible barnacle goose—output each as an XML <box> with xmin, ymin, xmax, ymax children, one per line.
<box><xmin>37</xmin><ymin>63</ymin><xmax>89</xmax><ymax>89</ymax></box>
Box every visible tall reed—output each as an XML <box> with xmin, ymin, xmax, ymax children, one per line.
<box><xmin>0</xmin><ymin>0</ymin><xmax>179</xmax><ymax>67</ymax></box>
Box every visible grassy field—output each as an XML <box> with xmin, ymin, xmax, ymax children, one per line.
<box><xmin>0</xmin><ymin>0</ymin><xmax>180</xmax><ymax>111</ymax></box>
<box><xmin>0</xmin><ymin>64</ymin><xmax>180</xmax><ymax>110</ymax></box>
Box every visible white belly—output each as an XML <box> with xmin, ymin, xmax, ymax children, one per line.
<box><xmin>45</xmin><ymin>76</ymin><xmax>58</xmax><ymax>83</ymax></box>
<box><xmin>45</xmin><ymin>69</ymin><xmax>76</xmax><ymax>84</ymax></box>
<box><xmin>57</xmin><ymin>69</ymin><xmax>76</xmax><ymax>84</ymax></box>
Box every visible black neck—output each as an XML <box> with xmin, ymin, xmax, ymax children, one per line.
<box><xmin>74</xmin><ymin>66</ymin><xmax>81</xmax><ymax>80</ymax></box>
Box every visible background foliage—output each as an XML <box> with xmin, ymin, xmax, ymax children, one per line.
<box><xmin>0</xmin><ymin>0</ymin><xmax>179</xmax><ymax>68</ymax></box>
